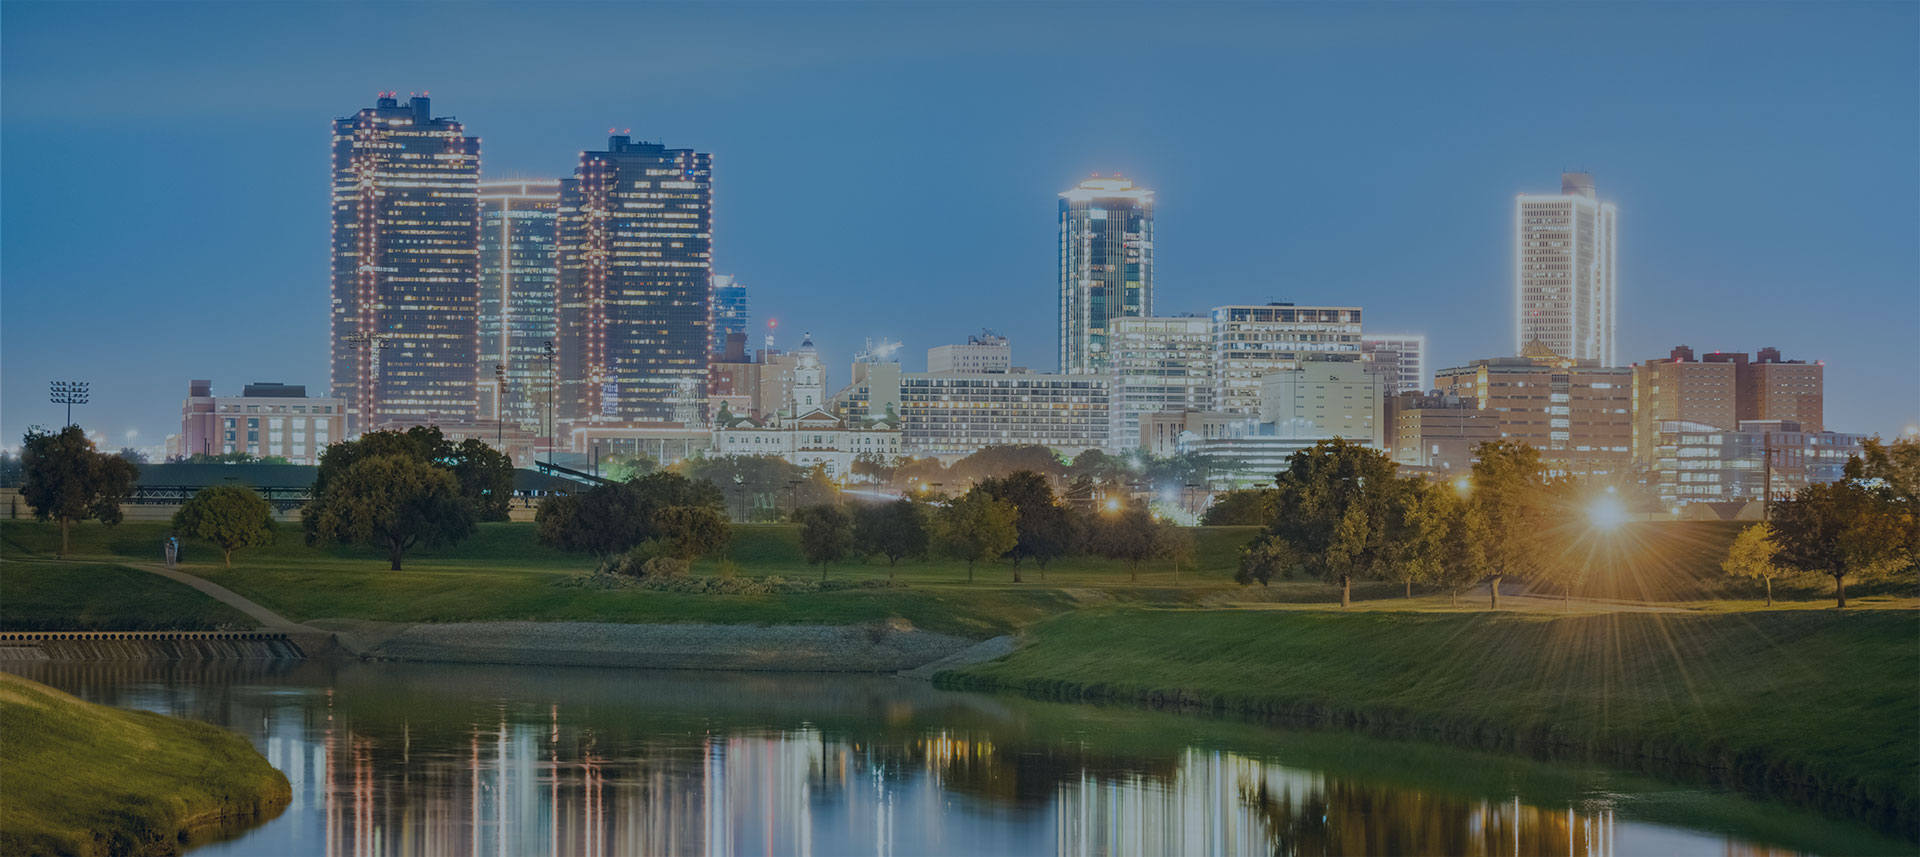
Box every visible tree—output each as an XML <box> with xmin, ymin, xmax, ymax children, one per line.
<box><xmin>798</xmin><ymin>504</ymin><xmax>854</xmax><ymax>579</ymax></box>
<box><xmin>19</xmin><ymin>426</ymin><xmax>140</xmax><ymax>558</ymax></box>
<box><xmin>948</xmin><ymin>445</ymin><xmax>1065</xmax><ymax>486</ymax></box>
<box><xmin>1064</xmin><ymin>449</ymin><xmax>1130</xmax><ymax>492</ymax></box>
<box><xmin>304</xmin><ymin>454</ymin><xmax>475</xmax><ymax>570</ymax></box>
<box><xmin>1386</xmin><ymin>480</ymin><xmax>1451</xmax><ymax>598</ymax></box>
<box><xmin>1262</xmin><ymin>439</ymin><xmax>1411</xmax><ymax>607</ymax></box>
<box><xmin>1852</xmin><ymin>435</ymin><xmax>1920</xmax><ymax>505</ymax></box>
<box><xmin>172</xmin><ymin>484</ymin><xmax>277</xmax><ymax>568</ymax></box>
<box><xmin>1200</xmin><ymin>488</ymin><xmax>1277</xmax><ymax>526</ymax></box>
<box><xmin>852</xmin><ymin>499</ymin><xmax>929</xmax><ymax>574</ymax></box>
<box><xmin>1723</xmin><ymin>522</ymin><xmax>1787</xmax><ymax>607</ymax></box>
<box><xmin>1157</xmin><ymin>523</ymin><xmax>1197</xmax><ymax>582</ymax></box>
<box><xmin>1235</xmin><ymin>538</ymin><xmax>1297</xmax><ymax>587</ymax></box>
<box><xmin>1468</xmin><ymin>441</ymin><xmax>1566</xmax><ymax>609</ymax></box>
<box><xmin>1089</xmin><ymin>502</ymin><xmax>1162</xmax><ymax>583</ymax></box>
<box><xmin>116</xmin><ymin>447</ymin><xmax>150</xmax><ymax>465</ymax></box>
<box><xmin>1424</xmin><ymin>496</ymin><xmax>1494</xmax><ymax>607</ymax></box>
<box><xmin>677</xmin><ymin>454</ymin><xmax>834</xmax><ymax>521</ymax></box>
<box><xmin>536</xmin><ymin>471</ymin><xmax>726</xmax><ymax>560</ymax></box>
<box><xmin>603</xmin><ymin>451</ymin><xmax>659</xmax><ymax>483</ymax></box>
<box><xmin>976</xmin><ymin>471</ymin><xmax>1075</xmax><ymax>582</ymax></box>
<box><xmin>314</xmin><ymin>427</ymin><xmax>512</xmax><ymax>522</ymax></box>
<box><xmin>654</xmin><ymin>505</ymin><xmax>731</xmax><ymax>562</ymax></box>
<box><xmin>1771</xmin><ymin>481</ymin><xmax>1914</xmax><ymax>608</ymax></box>
<box><xmin>933</xmin><ymin>491</ymin><xmax>1018</xmax><ymax>582</ymax></box>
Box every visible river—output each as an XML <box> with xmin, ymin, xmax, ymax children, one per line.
<box><xmin>4</xmin><ymin>659</ymin><xmax>1907</xmax><ymax>856</ymax></box>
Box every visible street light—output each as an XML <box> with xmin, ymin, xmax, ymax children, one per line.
<box><xmin>49</xmin><ymin>381</ymin><xmax>89</xmax><ymax>428</ymax></box>
<box><xmin>1587</xmin><ymin>495</ymin><xmax>1629</xmax><ymax>531</ymax></box>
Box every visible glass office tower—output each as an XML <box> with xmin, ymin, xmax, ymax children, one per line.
<box><xmin>478</xmin><ymin>179</ymin><xmax>560</xmax><ymax>429</ymax></box>
<box><xmin>1059</xmin><ymin>175</ymin><xmax>1154</xmax><ymax>375</ymax></box>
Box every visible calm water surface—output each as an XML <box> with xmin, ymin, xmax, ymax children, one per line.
<box><xmin>6</xmin><ymin>659</ymin><xmax>1907</xmax><ymax>857</ymax></box>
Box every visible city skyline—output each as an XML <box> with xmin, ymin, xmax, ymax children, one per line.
<box><xmin>3</xmin><ymin>2</ymin><xmax>1916</xmax><ymax>450</ymax></box>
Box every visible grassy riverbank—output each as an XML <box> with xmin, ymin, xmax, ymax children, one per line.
<box><xmin>938</xmin><ymin>606</ymin><xmax>1920</xmax><ymax>837</ymax></box>
<box><xmin>0</xmin><ymin>562</ymin><xmax>257</xmax><ymax>631</ymax></box>
<box><xmin>0</xmin><ymin>672</ymin><xmax>290</xmax><ymax>856</ymax></box>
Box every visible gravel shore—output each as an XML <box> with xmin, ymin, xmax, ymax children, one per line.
<box><xmin>359</xmin><ymin>620</ymin><xmax>978</xmax><ymax>672</ymax></box>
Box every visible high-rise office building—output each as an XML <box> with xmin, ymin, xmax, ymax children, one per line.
<box><xmin>478</xmin><ymin>179</ymin><xmax>560</xmax><ymax>430</ymax></box>
<box><xmin>1516</xmin><ymin>173</ymin><xmax>1616</xmax><ymax>365</ymax></box>
<box><xmin>329</xmin><ymin>94</ymin><xmax>482</xmax><ymax>433</ymax></box>
<box><xmin>1360</xmin><ymin>334</ymin><xmax>1428</xmax><ymax>394</ymax></box>
<box><xmin>1059</xmin><ymin>175</ymin><xmax>1153</xmax><ymax>374</ymax></box>
<box><xmin>711</xmin><ymin>275</ymin><xmax>748</xmax><ymax>357</ymax></box>
<box><xmin>1210</xmin><ymin>303</ymin><xmax>1364</xmax><ymax>415</ymax></box>
<box><xmin>1107</xmin><ymin>316</ymin><xmax>1215</xmax><ymax>449</ymax></box>
<box><xmin>555</xmin><ymin>134</ymin><xmax>713</xmax><ymax>429</ymax></box>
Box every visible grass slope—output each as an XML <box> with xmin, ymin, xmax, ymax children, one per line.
<box><xmin>941</xmin><ymin>607</ymin><xmax>1920</xmax><ymax>836</ymax></box>
<box><xmin>0</xmin><ymin>562</ymin><xmax>257</xmax><ymax>631</ymax></box>
<box><xmin>0</xmin><ymin>672</ymin><xmax>290</xmax><ymax>857</ymax></box>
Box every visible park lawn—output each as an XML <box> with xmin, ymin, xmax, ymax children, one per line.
<box><xmin>0</xmin><ymin>562</ymin><xmax>258</xmax><ymax>631</ymax></box>
<box><xmin>0</xmin><ymin>672</ymin><xmax>290</xmax><ymax>857</ymax></box>
<box><xmin>942</xmin><ymin>606</ymin><xmax>1920</xmax><ymax>832</ymax></box>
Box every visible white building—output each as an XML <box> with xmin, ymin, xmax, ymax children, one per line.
<box><xmin>1258</xmin><ymin>359</ymin><xmax>1386</xmax><ymax>448</ymax></box>
<box><xmin>1211</xmin><ymin>303</ymin><xmax>1364</xmax><ymax>415</ymax></box>
<box><xmin>899</xmin><ymin>371</ymin><xmax>1109</xmax><ymax>458</ymax></box>
<box><xmin>1360</xmin><ymin>333</ymin><xmax>1427</xmax><ymax>394</ymax></box>
<box><xmin>1107</xmin><ymin>316</ymin><xmax>1214</xmax><ymax>450</ymax></box>
<box><xmin>927</xmin><ymin>331</ymin><xmax>1011</xmax><ymax>375</ymax></box>
<box><xmin>175</xmin><ymin>380</ymin><xmax>344</xmax><ymax>465</ymax></box>
<box><xmin>709</xmin><ymin>334</ymin><xmax>903</xmax><ymax>478</ymax></box>
<box><xmin>1516</xmin><ymin>172</ymin><xmax>1616</xmax><ymax>365</ymax></box>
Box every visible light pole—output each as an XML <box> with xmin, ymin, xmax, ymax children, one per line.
<box><xmin>494</xmin><ymin>363</ymin><xmax>507</xmax><ymax>451</ymax></box>
<box><xmin>48</xmin><ymin>381</ymin><xmax>89</xmax><ymax>428</ymax></box>
<box><xmin>343</xmin><ymin>330</ymin><xmax>394</xmax><ymax>429</ymax></box>
<box><xmin>542</xmin><ymin>340</ymin><xmax>556</xmax><ymax>460</ymax></box>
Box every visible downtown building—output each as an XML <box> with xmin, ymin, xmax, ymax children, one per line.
<box><xmin>477</xmin><ymin>178</ymin><xmax>560</xmax><ymax>433</ymax></box>
<box><xmin>175</xmin><ymin>380</ymin><xmax>344</xmax><ymax>465</ymax></box>
<box><xmin>1516</xmin><ymin>173</ymin><xmax>1616</xmax><ymax>365</ymax></box>
<box><xmin>711</xmin><ymin>335</ymin><xmax>903</xmax><ymax>479</ymax></box>
<box><xmin>710</xmin><ymin>274</ymin><xmax>748</xmax><ymax>357</ymax></box>
<box><xmin>329</xmin><ymin>94</ymin><xmax>483</xmax><ymax>434</ymax></box>
<box><xmin>1106</xmin><ymin>316</ymin><xmax>1215</xmax><ymax>450</ymax></box>
<box><xmin>1210</xmin><ymin>303</ymin><xmax>1364</xmax><ymax>415</ymax></box>
<box><xmin>1059</xmin><ymin>176</ymin><xmax>1153</xmax><ymax>374</ymax></box>
<box><xmin>555</xmin><ymin>134</ymin><xmax>714</xmax><ymax>438</ymax></box>
<box><xmin>1360</xmin><ymin>333</ymin><xmax>1428</xmax><ymax>394</ymax></box>
<box><xmin>898</xmin><ymin>371</ymin><xmax>1110</xmax><ymax>458</ymax></box>
<box><xmin>1432</xmin><ymin>343</ymin><xmax>1633</xmax><ymax>478</ymax></box>
<box><xmin>1631</xmin><ymin>345</ymin><xmax>1837</xmax><ymax>505</ymax></box>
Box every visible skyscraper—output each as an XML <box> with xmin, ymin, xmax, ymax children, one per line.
<box><xmin>710</xmin><ymin>275</ymin><xmax>748</xmax><ymax>357</ymax></box>
<box><xmin>1516</xmin><ymin>172</ymin><xmax>1616</xmax><ymax>365</ymax></box>
<box><xmin>555</xmin><ymin>134</ymin><xmax>713</xmax><ymax>428</ymax></box>
<box><xmin>329</xmin><ymin>94</ymin><xmax>482</xmax><ymax>433</ymax></box>
<box><xmin>1059</xmin><ymin>175</ymin><xmax>1153</xmax><ymax>375</ymax></box>
<box><xmin>1107</xmin><ymin>316</ymin><xmax>1214</xmax><ymax>449</ymax></box>
<box><xmin>478</xmin><ymin>179</ymin><xmax>560</xmax><ymax>430</ymax></box>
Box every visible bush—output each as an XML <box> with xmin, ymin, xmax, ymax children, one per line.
<box><xmin>557</xmin><ymin>573</ymin><xmax>902</xmax><ymax>595</ymax></box>
<box><xmin>641</xmin><ymin>556</ymin><xmax>690</xmax><ymax>579</ymax></box>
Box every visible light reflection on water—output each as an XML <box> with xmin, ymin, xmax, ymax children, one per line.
<box><xmin>4</xmin><ymin>659</ymin><xmax>1888</xmax><ymax>857</ymax></box>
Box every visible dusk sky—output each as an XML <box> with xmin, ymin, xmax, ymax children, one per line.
<box><xmin>3</xmin><ymin>1</ymin><xmax>1915</xmax><ymax>451</ymax></box>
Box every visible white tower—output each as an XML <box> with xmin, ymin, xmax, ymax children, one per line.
<box><xmin>792</xmin><ymin>333</ymin><xmax>826</xmax><ymax>414</ymax></box>
<box><xmin>1515</xmin><ymin>172</ymin><xmax>1617</xmax><ymax>365</ymax></box>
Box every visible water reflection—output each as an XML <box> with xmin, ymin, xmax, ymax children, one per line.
<box><xmin>2</xmin><ymin>660</ymin><xmax>1882</xmax><ymax>856</ymax></box>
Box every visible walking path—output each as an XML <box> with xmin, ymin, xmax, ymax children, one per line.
<box><xmin>120</xmin><ymin>562</ymin><xmax>316</xmax><ymax>632</ymax></box>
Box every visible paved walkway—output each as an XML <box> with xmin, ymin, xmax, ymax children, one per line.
<box><xmin>124</xmin><ymin>562</ymin><xmax>316</xmax><ymax>632</ymax></box>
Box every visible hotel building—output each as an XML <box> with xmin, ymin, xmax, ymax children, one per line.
<box><xmin>1210</xmin><ymin>303</ymin><xmax>1364</xmax><ymax>415</ymax></box>
<box><xmin>329</xmin><ymin>94</ymin><xmax>483</xmax><ymax>433</ymax></box>
<box><xmin>899</xmin><ymin>372</ymin><xmax>1109</xmax><ymax>458</ymax></box>
<box><xmin>1516</xmin><ymin>173</ymin><xmax>1616</xmax><ymax>365</ymax></box>
<box><xmin>478</xmin><ymin>179</ymin><xmax>560</xmax><ymax>430</ymax></box>
<box><xmin>555</xmin><ymin>134</ymin><xmax>713</xmax><ymax>430</ymax></box>
<box><xmin>176</xmin><ymin>380</ymin><xmax>344</xmax><ymax>465</ymax></box>
<box><xmin>1059</xmin><ymin>176</ymin><xmax>1154</xmax><ymax>374</ymax></box>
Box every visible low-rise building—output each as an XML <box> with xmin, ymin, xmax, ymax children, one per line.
<box><xmin>175</xmin><ymin>380</ymin><xmax>345</xmax><ymax>465</ymax></box>
<box><xmin>899</xmin><ymin>371</ymin><xmax>1109</xmax><ymax>458</ymax></box>
<box><xmin>710</xmin><ymin>334</ymin><xmax>903</xmax><ymax>478</ymax></box>
<box><xmin>1650</xmin><ymin>419</ymin><xmax>1863</xmax><ymax>506</ymax></box>
<box><xmin>1387</xmin><ymin>392</ymin><xmax>1499</xmax><ymax>472</ymax></box>
<box><xmin>1139</xmin><ymin>410</ymin><xmax>1248</xmax><ymax>457</ymax></box>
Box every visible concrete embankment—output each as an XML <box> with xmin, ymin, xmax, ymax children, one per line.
<box><xmin>341</xmin><ymin>620</ymin><xmax>979</xmax><ymax>672</ymax></box>
<box><xmin>0</xmin><ymin>631</ymin><xmax>319</xmax><ymax>661</ymax></box>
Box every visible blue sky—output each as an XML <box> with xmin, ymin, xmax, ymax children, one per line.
<box><xmin>3</xmin><ymin>1</ymin><xmax>1915</xmax><ymax>450</ymax></box>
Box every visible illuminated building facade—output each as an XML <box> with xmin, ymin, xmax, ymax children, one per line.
<box><xmin>1631</xmin><ymin>345</ymin><xmax>1825</xmax><ymax>466</ymax></box>
<box><xmin>710</xmin><ymin>275</ymin><xmax>748</xmax><ymax>357</ymax></box>
<box><xmin>1210</xmin><ymin>303</ymin><xmax>1363</xmax><ymax>415</ymax></box>
<box><xmin>899</xmin><ymin>372</ymin><xmax>1110</xmax><ymax>457</ymax></box>
<box><xmin>556</xmin><ymin>134</ymin><xmax>713</xmax><ymax>430</ymax></box>
<box><xmin>1433</xmin><ymin>343</ymin><xmax>1633</xmax><ymax>478</ymax></box>
<box><xmin>478</xmin><ymin>179</ymin><xmax>560</xmax><ymax>430</ymax></box>
<box><xmin>329</xmin><ymin>94</ymin><xmax>483</xmax><ymax>433</ymax></box>
<box><xmin>1059</xmin><ymin>176</ymin><xmax>1154</xmax><ymax>374</ymax></box>
<box><xmin>928</xmin><ymin>331</ymin><xmax>1011</xmax><ymax>375</ymax></box>
<box><xmin>176</xmin><ymin>380</ymin><xmax>344</xmax><ymax>465</ymax></box>
<box><xmin>1650</xmin><ymin>419</ymin><xmax>1863</xmax><ymax>506</ymax></box>
<box><xmin>1515</xmin><ymin>172</ymin><xmax>1616</xmax><ymax>365</ymax></box>
<box><xmin>1107</xmin><ymin>316</ymin><xmax>1215</xmax><ymax>450</ymax></box>
<box><xmin>1360</xmin><ymin>333</ymin><xmax>1428</xmax><ymax>394</ymax></box>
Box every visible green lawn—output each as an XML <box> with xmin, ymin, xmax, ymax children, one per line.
<box><xmin>0</xmin><ymin>672</ymin><xmax>290</xmax><ymax>857</ymax></box>
<box><xmin>941</xmin><ymin>606</ymin><xmax>1920</xmax><ymax>835</ymax></box>
<box><xmin>0</xmin><ymin>562</ymin><xmax>258</xmax><ymax>631</ymax></box>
